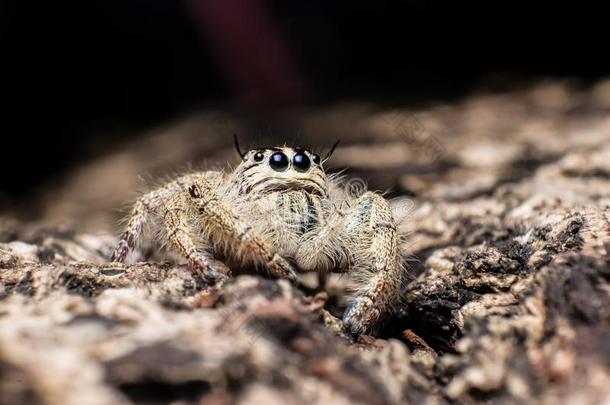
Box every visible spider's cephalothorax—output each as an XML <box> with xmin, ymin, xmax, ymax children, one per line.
<box><xmin>111</xmin><ymin>144</ymin><xmax>406</xmax><ymax>336</ymax></box>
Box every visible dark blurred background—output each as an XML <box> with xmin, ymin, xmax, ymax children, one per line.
<box><xmin>2</xmin><ymin>0</ymin><xmax>608</xmax><ymax>199</ymax></box>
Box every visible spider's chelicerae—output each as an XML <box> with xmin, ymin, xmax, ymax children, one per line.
<box><xmin>111</xmin><ymin>140</ymin><xmax>407</xmax><ymax>335</ymax></box>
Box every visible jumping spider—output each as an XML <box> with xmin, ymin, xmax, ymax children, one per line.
<box><xmin>111</xmin><ymin>139</ymin><xmax>407</xmax><ymax>335</ymax></box>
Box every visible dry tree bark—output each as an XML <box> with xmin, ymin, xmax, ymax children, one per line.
<box><xmin>2</xmin><ymin>80</ymin><xmax>610</xmax><ymax>404</ymax></box>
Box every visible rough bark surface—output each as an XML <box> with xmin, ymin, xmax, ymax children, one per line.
<box><xmin>2</xmin><ymin>80</ymin><xmax>610</xmax><ymax>404</ymax></box>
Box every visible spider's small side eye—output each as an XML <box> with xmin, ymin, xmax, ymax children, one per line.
<box><xmin>293</xmin><ymin>152</ymin><xmax>311</xmax><ymax>172</ymax></box>
<box><xmin>269</xmin><ymin>152</ymin><xmax>289</xmax><ymax>171</ymax></box>
<box><xmin>312</xmin><ymin>154</ymin><xmax>321</xmax><ymax>165</ymax></box>
<box><xmin>253</xmin><ymin>151</ymin><xmax>264</xmax><ymax>162</ymax></box>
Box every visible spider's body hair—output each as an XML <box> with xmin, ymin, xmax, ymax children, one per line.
<box><xmin>111</xmin><ymin>145</ymin><xmax>407</xmax><ymax>335</ymax></box>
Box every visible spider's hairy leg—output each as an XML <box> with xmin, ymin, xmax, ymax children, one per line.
<box><xmin>110</xmin><ymin>173</ymin><xmax>204</xmax><ymax>262</ymax></box>
<box><xmin>163</xmin><ymin>193</ymin><xmax>228</xmax><ymax>283</ymax></box>
<box><xmin>341</xmin><ymin>192</ymin><xmax>403</xmax><ymax>336</ymax></box>
<box><xmin>188</xmin><ymin>181</ymin><xmax>298</xmax><ymax>282</ymax></box>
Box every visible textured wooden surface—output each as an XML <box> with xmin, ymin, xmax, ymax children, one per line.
<box><xmin>2</xmin><ymin>79</ymin><xmax>610</xmax><ymax>404</ymax></box>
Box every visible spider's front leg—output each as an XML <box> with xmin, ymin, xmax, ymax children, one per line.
<box><xmin>111</xmin><ymin>173</ymin><xmax>204</xmax><ymax>262</ymax></box>
<box><xmin>341</xmin><ymin>192</ymin><xmax>404</xmax><ymax>336</ymax></box>
<box><xmin>185</xmin><ymin>181</ymin><xmax>298</xmax><ymax>282</ymax></box>
<box><xmin>163</xmin><ymin>192</ymin><xmax>229</xmax><ymax>283</ymax></box>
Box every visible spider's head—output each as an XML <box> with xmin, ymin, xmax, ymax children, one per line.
<box><xmin>233</xmin><ymin>146</ymin><xmax>330</xmax><ymax>196</ymax></box>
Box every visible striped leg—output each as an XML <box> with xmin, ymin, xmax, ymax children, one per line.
<box><xmin>341</xmin><ymin>192</ymin><xmax>403</xmax><ymax>336</ymax></box>
<box><xmin>186</xmin><ymin>181</ymin><xmax>298</xmax><ymax>282</ymax></box>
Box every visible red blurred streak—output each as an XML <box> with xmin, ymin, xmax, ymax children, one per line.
<box><xmin>188</xmin><ymin>0</ymin><xmax>308</xmax><ymax>112</ymax></box>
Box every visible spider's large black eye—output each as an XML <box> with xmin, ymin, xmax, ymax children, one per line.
<box><xmin>253</xmin><ymin>151</ymin><xmax>264</xmax><ymax>162</ymax></box>
<box><xmin>292</xmin><ymin>152</ymin><xmax>311</xmax><ymax>172</ymax></box>
<box><xmin>269</xmin><ymin>152</ymin><xmax>289</xmax><ymax>171</ymax></box>
<box><xmin>312</xmin><ymin>154</ymin><xmax>321</xmax><ymax>165</ymax></box>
